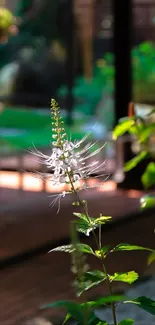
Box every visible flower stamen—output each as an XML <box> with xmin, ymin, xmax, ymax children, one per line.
<box><xmin>30</xmin><ymin>99</ymin><xmax>107</xmax><ymax>211</ymax></box>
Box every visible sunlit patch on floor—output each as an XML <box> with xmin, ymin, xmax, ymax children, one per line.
<box><xmin>0</xmin><ymin>171</ymin><xmax>117</xmax><ymax>194</ymax></box>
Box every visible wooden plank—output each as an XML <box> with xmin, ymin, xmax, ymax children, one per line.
<box><xmin>0</xmin><ymin>207</ymin><xmax>154</xmax><ymax>325</ymax></box>
<box><xmin>0</xmin><ymin>187</ymin><xmax>142</xmax><ymax>258</ymax></box>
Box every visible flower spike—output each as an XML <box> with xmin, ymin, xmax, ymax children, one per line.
<box><xmin>30</xmin><ymin>99</ymin><xmax>106</xmax><ymax>210</ymax></box>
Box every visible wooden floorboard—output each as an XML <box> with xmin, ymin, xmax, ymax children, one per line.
<box><xmin>0</xmin><ymin>187</ymin><xmax>154</xmax><ymax>325</ymax></box>
<box><xmin>0</xmin><ymin>212</ymin><xmax>155</xmax><ymax>325</ymax></box>
<box><xmin>0</xmin><ymin>187</ymin><xmax>141</xmax><ymax>258</ymax></box>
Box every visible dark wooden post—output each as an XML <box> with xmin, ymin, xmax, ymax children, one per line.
<box><xmin>113</xmin><ymin>0</ymin><xmax>132</xmax><ymax>124</ymax></box>
<box><xmin>66</xmin><ymin>0</ymin><xmax>75</xmax><ymax>125</ymax></box>
<box><xmin>112</xmin><ymin>1</ymin><xmax>144</xmax><ymax>190</ymax></box>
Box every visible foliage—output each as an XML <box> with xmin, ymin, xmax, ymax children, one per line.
<box><xmin>109</xmin><ymin>271</ymin><xmax>138</xmax><ymax>284</ymax></box>
<box><xmin>113</xmin><ymin>107</ymin><xmax>155</xmax><ymax>268</ymax></box>
<box><xmin>142</xmin><ymin>162</ymin><xmax>155</xmax><ymax>189</ymax></box>
<box><xmin>58</xmin><ymin>41</ymin><xmax>155</xmax><ymax>117</ymax></box>
<box><xmin>39</xmin><ymin>100</ymin><xmax>155</xmax><ymax>325</ymax></box>
<box><xmin>118</xmin><ymin>320</ymin><xmax>134</xmax><ymax>325</ymax></box>
<box><xmin>0</xmin><ymin>7</ymin><xmax>15</xmax><ymax>31</ymax></box>
<box><xmin>113</xmin><ymin>118</ymin><xmax>135</xmax><ymax>140</ymax></box>
<box><xmin>113</xmin><ymin>106</ymin><xmax>155</xmax><ymax>193</ymax></box>
<box><xmin>124</xmin><ymin>151</ymin><xmax>148</xmax><ymax>172</ymax></box>
<box><xmin>148</xmin><ymin>252</ymin><xmax>155</xmax><ymax>266</ymax></box>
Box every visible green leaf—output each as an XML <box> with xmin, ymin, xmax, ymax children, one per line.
<box><xmin>73</xmin><ymin>213</ymin><xmax>112</xmax><ymax>236</ymax></box>
<box><xmin>148</xmin><ymin>251</ymin><xmax>155</xmax><ymax>265</ymax></box>
<box><xmin>73</xmin><ymin>212</ymin><xmax>89</xmax><ymax>221</ymax></box>
<box><xmin>76</xmin><ymin>244</ymin><xmax>94</xmax><ymax>255</ymax></box>
<box><xmin>129</xmin><ymin>125</ymin><xmax>139</xmax><ymax>136</ymax></box>
<box><xmin>58</xmin><ymin>296</ymin><xmax>126</xmax><ymax>323</ymax></box>
<box><xmin>49</xmin><ymin>245</ymin><xmax>74</xmax><ymax>253</ymax></box>
<box><xmin>139</xmin><ymin>42</ymin><xmax>153</xmax><ymax>53</ymax></box>
<box><xmin>88</xmin><ymin>314</ymin><xmax>108</xmax><ymax>325</ymax></box>
<box><xmin>74</xmin><ymin>213</ymin><xmax>96</xmax><ymax>236</ymax></box>
<box><xmin>84</xmin><ymin>270</ymin><xmax>106</xmax><ymax>282</ymax></box>
<box><xmin>41</xmin><ymin>300</ymin><xmax>84</xmax><ymax>322</ymax></box>
<box><xmin>124</xmin><ymin>296</ymin><xmax>155</xmax><ymax>315</ymax></box>
<box><xmin>124</xmin><ymin>151</ymin><xmax>147</xmax><ymax>172</ymax></box>
<box><xmin>109</xmin><ymin>271</ymin><xmax>138</xmax><ymax>284</ymax></box>
<box><xmin>95</xmin><ymin>320</ymin><xmax>108</xmax><ymax>325</ymax></box>
<box><xmin>94</xmin><ymin>215</ymin><xmax>112</xmax><ymax>225</ymax></box>
<box><xmin>140</xmin><ymin>194</ymin><xmax>155</xmax><ymax>209</ymax></box>
<box><xmin>95</xmin><ymin>245</ymin><xmax>111</xmax><ymax>258</ymax></box>
<box><xmin>113</xmin><ymin>243</ymin><xmax>153</xmax><ymax>253</ymax></box>
<box><xmin>118</xmin><ymin>319</ymin><xmax>135</xmax><ymax>325</ymax></box>
<box><xmin>113</xmin><ymin>118</ymin><xmax>135</xmax><ymax>139</ymax></box>
<box><xmin>85</xmin><ymin>313</ymin><xmax>108</xmax><ymax>325</ymax></box>
<box><xmin>50</xmin><ymin>244</ymin><xmax>94</xmax><ymax>255</ymax></box>
<box><xmin>139</xmin><ymin>123</ymin><xmax>155</xmax><ymax>143</ymax></box>
<box><xmin>63</xmin><ymin>313</ymin><xmax>71</xmax><ymax>324</ymax></box>
<box><xmin>86</xmin><ymin>295</ymin><xmax>127</xmax><ymax>309</ymax></box>
<box><xmin>142</xmin><ymin>162</ymin><xmax>155</xmax><ymax>189</ymax></box>
<box><xmin>87</xmin><ymin>313</ymin><xmax>99</xmax><ymax>325</ymax></box>
<box><xmin>76</xmin><ymin>219</ymin><xmax>95</xmax><ymax>236</ymax></box>
<box><xmin>77</xmin><ymin>270</ymin><xmax>106</xmax><ymax>296</ymax></box>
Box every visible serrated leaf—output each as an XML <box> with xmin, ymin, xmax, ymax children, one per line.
<box><xmin>95</xmin><ymin>245</ymin><xmax>111</xmax><ymax>258</ymax></box>
<box><xmin>76</xmin><ymin>219</ymin><xmax>96</xmax><ymax>236</ymax></box>
<box><xmin>113</xmin><ymin>243</ymin><xmax>153</xmax><ymax>253</ymax></box>
<box><xmin>124</xmin><ymin>151</ymin><xmax>147</xmax><ymax>172</ymax></box>
<box><xmin>148</xmin><ymin>251</ymin><xmax>155</xmax><ymax>265</ymax></box>
<box><xmin>41</xmin><ymin>300</ymin><xmax>84</xmax><ymax>322</ymax></box>
<box><xmin>77</xmin><ymin>270</ymin><xmax>106</xmax><ymax>296</ymax></box>
<box><xmin>113</xmin><ymin>118</ymin><xmax>135</xmax><ymax>139</ymax></box>
<box><xmin>110</xmin><ymin>271</ymin><xmax>138</xmax><ymax>284</ymax></box>
<box><xmin>76</xmin><ymin>244</ymin><xmax>94</xmax><ymax>255</ymax></box>
<box><xmin>74</xmin><ymin>213</ymin><xmax>112</xmax><ymax>236</ymax></box>
<box><xmin>73</xmin><ymin>213</ymin><xmax>95</xmax><ymax>235</ymax></box>
<box><xmin>49</xmin><ymin>244</ymin><xmax>94</xmax><ymax>255</ymax></box>
<box><xmin>73</xmin><ymin>212</ymin><xmax>89</xmax><ymax>221</ymax></box>
<box><xmin>124</xmin><ymin>296</ymin><xmax>155</xmax><ymax>315</ymax></box>
<box><xmin>49</xmin><ymin>245</ymin><xmax>74</xmax><ymax>253</ymax></box>
<box><xmin>74</xmin><ymin>213</ymin><xmax>99</xmax><ymax>236</ymax></box>
<box><xmin>118</xmin><ymin>319</ymin><xmax>135</xmax><ymax>325</ymax></box>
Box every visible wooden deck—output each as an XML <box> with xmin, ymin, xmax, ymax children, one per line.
<box><xmin>0</xmin><ymin>186</ymin><xmax>141</xmax><ymax>258</ymax></box>
<box><xmin>0</xmin><ymin>187</ymin><xmax>155</xmax><ymax>325</ymax></box>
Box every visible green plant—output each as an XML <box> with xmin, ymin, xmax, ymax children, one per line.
<box><xmin>113</xmin><ymin>104</ymin><xmax>155</xmax><ymax>190</ymax></box>
<box><xmin>95</xmin><ymin>42</ymin><xmax>155</xmax><ymax>103</ymax></box>
<box><xmin>32</xmin><ymin>100</ymin><xmax>155</xmax><ymax>325</ymax></box>
<box><xmin>58</xmin><ymin>42</ymin><xmax>155</xmax><ymax>121</ymax></box>
<box><xmin>0</xmin><ymin>6</ymin><xmax>16</xmax><ymax>42</ymax></box>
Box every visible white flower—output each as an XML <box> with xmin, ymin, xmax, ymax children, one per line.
<box><xmin>29</xmin><ymin>99</ymin><xmax>107</xmax><ymax>212</ymax></box>
<box><xmin>48</xmin><ymin>190</ymin><xmax>69</xmax><ymax>213</ymax></box>
<box><xmin>30</xmin><ymin>135</ymin><xmax>106</xmax><ymax>189</ymax></box>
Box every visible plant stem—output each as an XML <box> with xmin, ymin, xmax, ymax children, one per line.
<box><xmin>98</xmin><ymin>225</ymin><xmax>117</xmax><ymax>325</ymax></box>
<box><xmin>101</xmin><ymin>254</ymin><xmax>118</xmax><ymax>325</ymax></box>
<box><xmin>68</xmin><ymin>174</ymin><xmax>118</xmax><ymax>325</ymax></box>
